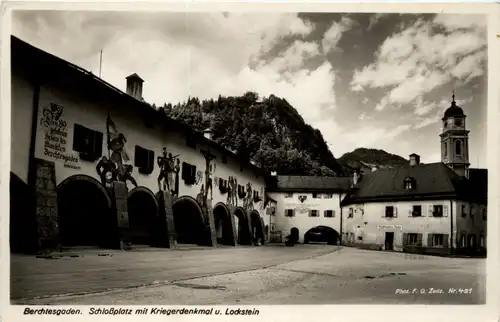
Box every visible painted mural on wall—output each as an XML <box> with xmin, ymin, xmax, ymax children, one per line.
<box><xmin>285</xmin><ymin>203</ymin><xmax>320</xmax><ymax>214</ymax></box>
<box><xmin>259</xmin><ymin>186</ymin><xmax>265</xmax><ymax>211</ymax></box>
<box><xmin>104</xmin><ymin>113</ymin><xmax>137</xmax><ymax>189</ymax></box>
<box><xmin>298</xmin><ymin>195</ymin><xmax>307</xmax><ymax>203</ymax></box>
<box><xmin>227</xmin><ymin>176</ymin><xmax>237</xmax><ymax>207</ymax></box>
<box><xmin>200</xmin><ymin>149</ymin><xmax>216</xmax><ymax>206</ymax></box>
<box><xmin>157</xmin><ymin>147</ymin><xmax>180</xmax><ymax>195</ymax></box>
<box><xmin>39</xmin><ymin>103</ymin><xmax>80</xmax><ymax>169</ymax></box>
<box><xmin>244</xmin><ymin>182</ymin><xmax>253</xmax><ymax>211</ymax></box>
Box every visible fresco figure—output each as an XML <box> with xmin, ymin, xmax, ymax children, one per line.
<box><xmin>96</xmin><ymin>156</ymin><xmax>117</xmax><ymax>188</ymax></box>
<box><xmin>173</xmin><ymin>158</ymin><xmax>180</xmax><ymax>197</ymax></box>
<box><xmin>120</xmin><ymin>164</ymin><xmax>138</xmax><ymax>189</ymax></box>
<box><xmin>206</xmin><ymin>162</ymin><xmax>216</xmax><ymax>200</ymax></box>
<box><xmin>245</xmin><ymin>182</ymin><xmax>253</xmax><ymax>210</ymax></box>
<box><xmin>157</xmin><ymin>147</ymin><xmax>178</xmax><ymax>192</ymax></box>
<box><xmin>227</xmin><ymin>176</ymin><xmax>234</xmax><ymax>206</ymax></box>
<box><xmin>196</xmin><ymin>184</ymin><xmax>205</xmax><ymax>207</ymax></box>
<box><xmin>233</xmin><ymin>177</ymin><xmax>239</xmax><ymax>207</ymax></box>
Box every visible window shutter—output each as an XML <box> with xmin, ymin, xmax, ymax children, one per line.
<box><xmin>382</xmin><ymin>208</ymin><xmax>386</xmax><ymax>218</ymax></box>
<box><xmin>428</xmin><ymin>205</ymin><xmax>434</xmax><ymax>217</ymax></box>
<box><xmin>403</xmin><ymin>233</ymin><xmax>408</xmax><ymax>245</ymax></box>
<box><xmin>417</xmin><ymin>233</ymin><xmax>423</xmax><ymax>246</ymax></box>
<box><xmin>147</xmin><ymin>150</ymin><xmax>155</xmax><ymax>173</ymax></box>
<box><xmin>308</xmin><ymin>210</ymin><xmax>312</xmax><ymax>217</ymax></box>
<box><xmin>323</xmin><ymin>210</ymin><xmax>327</xmax><ymax>217</ymax></box>
<box><xmin>443</xmin><ymin>205</ymin><xmax>449</xmax><ymax>217</ymax></box>
<box><xmin>292</xmin><ymin>209</ymin><xmax>296</xmax><ymax>217</ymax></box>
<box><xmin>191</xmin><ymin>165</ymin><xmax>197</xmax><ymax>184</ymax></box>
<box><xmin>427</xmin><ymin>233</ymin><xmax>433</xmax><ymax>247</ymax></box>
<box><xmin>408</xmin><ymin>209</ymin><xmax>413</xmax><ymax>217</ymax></box>
<box><xmin>93</xmin><ymin>131</ymin><xmax>103</xmax><ymax>158</ymax></box>
<box><xmin>181</xmin><ymin>162</ymin><xmax>188</xmax><ymax>180</ymax></box>
<box><xmin>443</xmin><ymin>234</ymin><xmax>449</xmax><ymax>248</ymax></box>
<box><xmin>332</xmin><ymin>210</ymin><xmax>335</xmax><ymax>217</ymax></box>
<box><xmin>394</xmin><ymin>206</ymin><xmax>398</xmax><ymax>217</ymax></box>
<box><xmin>284</xmin><ymin>209</ymin><xmax>288</xmax><ymax>217</ymax></box>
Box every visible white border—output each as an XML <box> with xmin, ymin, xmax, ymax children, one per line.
<box><xmin>1</xmin><ymin>2</ymin><xmax>499</xmax><ymax>322</ymax></box>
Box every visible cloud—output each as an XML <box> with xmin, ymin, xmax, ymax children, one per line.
<box><xmin>266</xmin><ymin>40</ymin><xmax>322</xmax><ymax>72</ymax></box>
<box><xmin>322</xmin><ymin>16</ymin><xmax>354</xmax><ymax>53</ymax></box>
<box><xmin>350</xmin><ymin>14</ymin><xmax>487</xmax><ymax>110</ymax></box>
<box><xmin>367</xmin><ymin>13</ymin><xmax>389</xmax><ymax>30</ymax></box>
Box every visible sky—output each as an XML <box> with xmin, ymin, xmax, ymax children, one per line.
<box><xmin>12</xmin><ymin>11</ymin><xmax>488</xmax><ymax>168</ymax></box>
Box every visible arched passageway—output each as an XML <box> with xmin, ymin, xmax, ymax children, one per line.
<box><xmin>304</xmin><ymin>226</ymin><xmax>339</xmax><ymax>245</ymax></box>
<box><xmin>213</xmin><ymin>203</ymin><xmax>235</xmax><ymax>245</ymax></box>
<box><xmin>250</xmin><ymin>210</ymin><xmax>264</xmax><ymax>244</ymax></box>
<box><xmin>10</xmin><ymin>172</ymin><xmax>37</xmax><ymax>253</ymax></box>
<box><xmin>57</xmin><ymin>176</ymin><xmax>112</xmax><ymax>247</ymax></box>
<box><xmin>234</xmin><ymin>208</ymin><xmax>251</xmax><ymax>245</ymax></box>
<box><xmin>172</xmin><ymin>196</ymin><xmax>208</xmax><ymax>245</ymax></box>
<box><xmin>127</xmin><ymin>187</ymin><xmax>158</xmax><ymax>245</ymax></box>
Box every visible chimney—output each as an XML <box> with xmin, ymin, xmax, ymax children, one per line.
<box><xmin>126</xmin><ymin>73</ymin><xmax>144</xmax><ymax>100</ymax></box>
<box><xmin>203</xmin><ymin>128</ymin><xmax>214</xmax><ymax>140</ymax></box>
<box><xmin>409</xmin><ymin>153</ymin><xmax>420</xmax><ymax>166</ymax></box>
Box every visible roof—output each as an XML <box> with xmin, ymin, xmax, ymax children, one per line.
<box><xmin>267</xmin><ymin>175</ymin><xmax>352</xmax><ymax>193</ymax></box>
<box><xmin>11</xmin><ymin>35</ymin><xmax>268</xmax><ymax>178</ymax></box>
<box><xmin>443</xmin><ymin>101</ymin><xmax>465</xmax><ymax>120</ymax></box>
<box><xmin>126</xmin><ymin>73</ymin><xmax>144</xmax><ymax>82</ymax></box>
<box><xmin>341</xmin><ymin>162</ymin><xmax>488</xmax><ymax>205</ymax></box>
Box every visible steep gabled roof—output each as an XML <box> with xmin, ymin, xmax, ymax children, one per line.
<box><xmin>267</xmin><ymin>175</ymin><xmax>352</xmax><ymax>193</ymax></box>
<box><xmin>341</xmin><ymin>162</ymin><xmax>488</xmax><ymax>205</ymax></box>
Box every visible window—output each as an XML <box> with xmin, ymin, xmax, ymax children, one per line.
<box><xmin>309</xmin><ymin>210</ymin><xmax>319</xmax><ymax>217</ymax></box>
<box><xmin>134</xmin><ymin>145</ymin><xmax>155</xmax><ymax>175</ymax></box>
<box><xmin>468</xmin><ymin>234</ymin><xmax>476</xmax><ymax>248</ymax></box>
<box><xmin>323</xmin><ymin>193</ymin><xmax>333</xmax><ymax>199</ymax></box>
<box><xmin>461</xmin><ymin>205</ymin><xmax>467</xmax><ymax>217</ymax></box>
<box><xmin>432</xmin><ymin>234</ymin><xmax>444</xmax><ymax>247</ymax></box>
<box><xmin>444</xmin><ymin>142</ymin><xmax>448</xmax><ymax>157</ymax></box>
<box><xmin>412</xmin><ymin>205</ymin><xmax>422</xmax><ymax>217</ymax></box>
<box><xmin>433</xmin><ymin>205</ymin><xmax>443</xmax><ymax>217</ymax></box>
<box><xmin>470</xmin><ymin>206</ymin><xmax>475</xmax><ymax>218</ymax></box>
<box><xmin>460</xmin><ymin>234</ymin><xmax>466</xmax><ymax>248</ymax></box>
<box><xmin>454</xmin><ymin>118</ymin><xmax>463</xmax><ymax>127</ymax></box>
<box><xmin>483</xmin><ymin>209</ymin><xmax>486</xmax><ymax>220</ymax></box>
<box><xmin>404</xmin><ymin>177</ymin><xmax>415</xmax><ymax>190</ymax></box>
<box><xmin>480</xmin><ymin>235</ymin><xmax>485</xmax><ymax>247</ymax></box>
<box><xmin>72</xmin><ymin>124</ymin><xmax>103</xmax><ymax>162</ymax></box>
<box><xmin>348</xmin><ymin>208</ymin><xmax>354</xmax><ymax>218</ymax></box>
<box><xmin>455</xmin><ymin>140</ymin><xmax>462</xmax><ymax>155</ymax></box>
<box><xmin>284</xmin><ymin>192</ymin><xmax>293</xmax><ymax>198</ymax></box>
<box><xmin>324</xmin><ymin>210</ymin><xmax>334</xmax><ymax>218</ymax></box>
<box><xmin>181</xmin><ymin>162</ymin><xmax>197</xmax><ymax>185</ymax></box>
<box><xmin>237</xmin><ymin>185</ymin><xmax>246</xmax><ymax>198</ymax></box>
<box><xmin>405</xmin><ymin>233</ymin><xmax>421</xmax><ymax>246</ymax></box>
<box><xmin>357</xmin><ymin>236</ymin><xmax>363</xmax><ymax>241</ymax></box>
<box><xmin>385</xmin><ymin>206</ymin><xmax>394</xmax><ymax>218</ymax></box>
<box><xmin>285</xmin><ymin>209</ymin><xmax>295</xmax><ymax>217</ymax></box>
<box><xmin>312</xmin><ymin>193</ymin><xmax>321</xmax><ymax>199</ymax></box>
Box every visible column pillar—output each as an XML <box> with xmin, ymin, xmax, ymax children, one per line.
<box><xmin>156</xmin><ymin>191</ymin><xmax>177</xmax><ymax>248</ymax></box>
<box><xmin>246</xmin><ymin>209</ymin><xmax>255</xmax><ymax>246</ymax></box>
<box><xmin>110</xmin><ymin>181</ymin><xmax>130</xmax><ymax>250</ymax></box>
<box><xmin>227</xmin><ymin>204</ymin><xmax>238</xmax><ymax>246</ymax></box>
<box><xmin>203</xmin><ymin>199</ymin><xmax>217</xmax><ymax>247</ymax></box>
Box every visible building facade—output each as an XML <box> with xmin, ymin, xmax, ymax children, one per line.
<box><xmin>341</xmin><ymin>96</ymin><xmax>487</xmax><ymax>256</ymax></box>
<box><xmin>267</xmin><ymin>176</ymin><xmax>351</xmax><ymax>244</ymax></box>
<box><xmin>10</xmin><ymin>36</ymin><xmax>269</xmax><ymax>254</ymax></box>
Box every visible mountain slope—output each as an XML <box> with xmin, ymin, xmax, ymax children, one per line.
<box><xmin>157</xmin><ymin>92</ymin><xmax>346</xmax><ymax>177</ymax></box>
<box><xmin>338</xmin><ymin>148</ymin><xmax>409</xmax><ymax>173</ymax></box>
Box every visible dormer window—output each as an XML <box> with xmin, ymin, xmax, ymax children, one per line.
<box><xmin>404</xmin><ymin>177</ymin><xmax>416</xmax><ymax>190</ymax></box>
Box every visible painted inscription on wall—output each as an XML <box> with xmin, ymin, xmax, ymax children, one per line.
<box><xmin>285</xmin><ymin>203</ymin><xmax>320</xmax><ymax>214</ymax></box>
<box><xmin>39</xmin><ymin>103</ymin><xmax>80</xmax><ymax>169</ymax></box>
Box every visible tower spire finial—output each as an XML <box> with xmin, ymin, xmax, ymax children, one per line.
<box><xmin>451</xmin><ymin>90</ymin><xmax>456</xmax><ymax>106</ymax></box>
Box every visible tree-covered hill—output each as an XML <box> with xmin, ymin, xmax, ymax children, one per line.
<box><xmin>338</xmin><ymin>148</ymin><xmax>409</xmax><ymax>173</ymax></box>
<box><xmin>157</xmin><ymin>92</ymin><xmax>346</xmax><ymax>177</ymax></box>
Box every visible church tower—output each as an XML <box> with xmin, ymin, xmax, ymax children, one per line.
<box><xmin>440</xmin><ymin>92</ymin><xmax>470</xmax><ymax>177</ymax></box>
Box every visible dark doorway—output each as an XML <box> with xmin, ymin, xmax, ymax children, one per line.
<box><xmin>213</xmin><ymin>204</ymin><xmax>234</xmax><ymax>245</ymax></box>
<box><xmin>127</xmin><ymin>189</ymin><xmax>158</xmax><ymax>245</ymax></box>
<box><xmin>172</xmin><ymin>197</ymin><xmax>207</xmax><ymax>245</ymax></box>
<box><xmin>385</xmin><ymin>232</ymin><xmax>394</xmax><ymax>251</ymax></box>
<box><xmin>250</xmin><ymin>211</ymin><xmax>264</xmax><ymax>244</ymax></box>
<box><xmin>234</xmin><ymin>208</ymin><xmax>251</xmax><ymax>245</ymax></box>
<box><xmin>10</xmin><ymin>173</ymin><xmax>37</xmax><ymax>253</ymax></box>
<box><xmin>304</xmin><ymin>226</ymin><xmax>339</xmax><ymax>245</ymax></box>
<box><xmin>57</xmin><ymin>178</ymin><xmax>112</xmax><ymax>247</ymax></box>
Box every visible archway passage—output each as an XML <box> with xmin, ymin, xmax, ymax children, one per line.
<box><xmin>234</xmin><ymin>208</ymin><xmax>251</xmax><ymax>245</ymax></box>
<box><xmin>304</xmin><ymin>226</ymin><xmax>339</xmax><ymax>245</ymax></box>
<box><xmin>57</xmin><ymin>177</ymin><xmax>112</xmax><ymax>247</ymax></box>
<box><xmin>213</xmin><ymin>204</ymin><xmax>234</xmax><ymax>245</ymax></box>
<box><xmin>250</xmin><ymin>211</ymin><xmax>264</xmax><ymax>244</ymax></box>
<box><xmin>173</xmin><ymin>197</ymin><xmax>208</xmax><ymax>245</ymax></box>
<box><xmin>10</xmin><ymin>173</ymin><xmax>37</xmax><ymax>253</ymax></box>
<box><xmin>127</xmin><ymin>189</ymin><xmax>158</xmax><ymax>245</ymax></box>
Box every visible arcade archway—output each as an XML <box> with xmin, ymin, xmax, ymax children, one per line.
<box><xmin>234</xmin><ymin>207</ymin><xmax>251</xmax><ymax>245</ymax></box>
<box><xmin>57</xmin><ymin>175</ymin><xmax>113</xmax><ymax>247</ymax></box>
<box><xmin>172</xmin><ymin>196</ymin><xmax>208</xmax><ymax>245</ymax></box>
<box><xmin>127</xmin><ymin>187</ymin><xmax>159</xmax><ymax>245</ymax></box>
<box><xmin>304</xmin><ymin>226</ymin><xmax>339</xmax><ymax>245</ymax></box>
<box><xmin>250</xmin><ymin>210</ymin><xmax>264</xmax><ymax>244</ymax></box>
<box><xmin>213</xmin><ymin>203</ymin><xmax>235</xmax><ymax>245</ymax></box>
<box><xmin>10</xmin><ymin>172</ymin><xmax>37</xmax><ymax>253</ymax></box>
